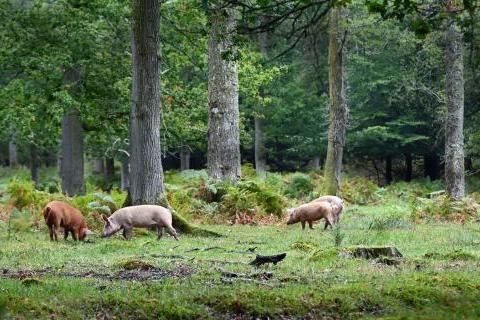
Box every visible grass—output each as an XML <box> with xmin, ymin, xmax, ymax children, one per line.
<box><xmin>1</xmin><ymin>209</ymin><xmax>480</xmax><ymax>319</ymax></box>
<box><xmin>1</xmin><ymin>168</ymin><xmax>480</xmax><ymax>319</ymax></box>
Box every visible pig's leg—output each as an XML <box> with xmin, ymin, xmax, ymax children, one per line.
<box><xmin>308</xmin><ymin>221</ymin><xmax>314</xmax><ymax>230</ymax></box>
<box><xmin>64</xmin><ymin>229</ymin><xmax>69</xmax><ymax>240</ymax></box>
<box><xmin>52</xmin><ymin>225</ymin><xmax>59</xmax><ymax>241</ymax></box>
<box><xmin>123</xmin><ymin>228</ymin><xmax>133</xmax><ymax>240</ymax></box>
<box><xmin>324</xmin><ymin>215</ymin><xmax>334</xmax><ymax>230</ymax></box>
<box><xmin>72</xmin><ymin>230</ymin><xmax>78</xmax><ymax>241</ymax></box>
<box><xmin>301</xmin><ymin>221</ymin><xmax>306</xmax><ymax>230</ymax></box>
<box><xmin>166</xmin><ymin>225</ymin><xmax>179</xmax><ymax>241</ymax></box>
<box><xmin>157</xmin><ymin>226</ymin><xmax>163</xmax><ymax>240</ymax></box>
<box><xmin>49</xmin><ymin>226</ymin><xmax>54</xmax><ymax>241</ymax></box>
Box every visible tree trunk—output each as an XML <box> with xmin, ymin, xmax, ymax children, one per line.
<box><xmin>465</xmin><ymin>156</ymin><xmax>473</xmax><ymax>172</ymax></box>
<box><xmin>60</xmin><ymin>67</ymin><xmax>84</xmax><ymax>196</ymax></box>
<box><xmin>61</xmin><ymin>107</ymin><xmax>85</xmax><ymax>196</ymax></box>
<box><xmin>207</xmin><ymin>6</ymin><xmax>241</xmax><ymax>183</ymax></box>
<box><xmin>385</xmin><ymin>156</ymin><xmax>392</xmax><ymax>185</ymax></box>
<box><xmin>404</xmin><ymin>153</ymin><xmax>412</xmax><ymax>182</ymax></box>
<box><xmin>324</xmin><ymin>8</ymin><xmax>348</xmax><ymax>195</ymax></box>
<box><xmin>255</xmin><ymin>18</ymin><xmax>268</xmax><ymax>179</ymax></box>
<box><xmin>30</xmin><ymin>143</ymin><xmax>39</xmax><ymax>185</ymax></box>
<box><xmin>103</xmin><ymin>157</ymin><xmax>115</xmax><ymax>191</ymax></box>
<box><xmin>120</xmin><ymin>158</ymin><xmax>130</xmax><ymax>191</ymax></box>
<box><xmin>307</xmin><ymin>156</ymin><xmax>321</xmax><ymax>170</ymax></box>
<box><xmin>445</xmin><ymin>16</ymin><xmax>465</xmax><ymax>199</ymax></box>
<box><xmin>180</xmin><ymin>146</ymin><xmax>190</xmax><ymax>171</ymax></box>
<box><xmin>129</xmin><ymin>0</ymin><xmax>165</xmax><ymax>205</ymax></box>
<box><xmin>8</xmin><ymin>138</ymin><xmax>18</xmax><ymax>168</ymax></box>
<box><xmin>424</xmin><ymin>153</ymin><xmax>440</xmax><ymax>180</ymax></box>
<box><xmin>92</xmin><ymin>158</ymin><xmax>104</xmax><ymax>174</ymax></box>
<box><xmin>127</xmin><ymin>0</ymin><xmax>221</xmax><ymax>238</ymax></box>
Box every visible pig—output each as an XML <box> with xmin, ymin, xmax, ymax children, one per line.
<box><xmin>101</xmin><ymin>205</ymin><xmax>179</xmax><ymax>241</ymax></box>
<box><xmin>312</xmin><ymin>195</ymin><xmax>344</xmax><ymax>224</ymax></box>
<box><xmin>286</xmin><ymin>201</ymin><xmax>335</xmax><ymax>230</ymax></box>
<box><xmin>43</xmin><ymin>200</ymin><xmax>93</xmax><ymax>241</ymax></box>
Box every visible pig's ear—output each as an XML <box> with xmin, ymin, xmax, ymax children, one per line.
<box><xmin>102</xmin><ymin>215</ymin><xmax>109</xmax><ymax>223</ymax></box>
<box><xmin>85</xmin><ymin>229</ymin><xmax>94</xmax><ymax>236</ymax></box>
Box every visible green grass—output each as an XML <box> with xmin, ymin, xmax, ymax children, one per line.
<box><xmin>1</xmin><ymin>168</ymin><xmax>480</xmax><ymax>319</ymax></box>
<box><xmin>1</xmin><ymin>207</ymin><xmax>480</xmax><ymax>319</ymax></box>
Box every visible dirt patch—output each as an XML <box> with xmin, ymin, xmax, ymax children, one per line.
<box><xmin>1</xmin><ymin>265</ymin><xmax>194</xmax><ymax>282</ymax></box>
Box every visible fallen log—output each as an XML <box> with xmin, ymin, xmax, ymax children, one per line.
<box><xmin>249</xmin><ymin>253</ymin><xmax>287</xmax><ymax>266</ymax></box>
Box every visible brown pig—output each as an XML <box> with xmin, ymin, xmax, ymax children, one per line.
<box><xmin>286</xmin><ymin>201</ymin><xmax>335</xmax><ymax>230</ymax></box>
<box><xmin>43</xmin><ymin>201</ymin><xmax>93</xmax><ymax>241</ymax></box>
<box><xmin>101</xmin><ymin>205</ymin><xmax>178</xmax><ymax>241</ymax></box>
<box><xmin>312</xmin><ymin>195</ymin><xmax>344</xmax><ymax>224</ymax></box>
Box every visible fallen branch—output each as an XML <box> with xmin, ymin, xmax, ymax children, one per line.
<box><xmin>249</xmin><ymin>253</ymin><xmax>287</xmax><ymax>266</ymax></box>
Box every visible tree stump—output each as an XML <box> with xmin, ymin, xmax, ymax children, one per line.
<box><xmin>341</xmin><ymin>246</ymin><xmax>402</xmax><ymax>259</ymax></box>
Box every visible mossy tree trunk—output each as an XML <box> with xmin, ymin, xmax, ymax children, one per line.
<box><xmin>60</xmin><ymin>65</ymin><xmax>85</xmax><ymax>197</ymax></box>
<box><xmin>444</xmin><ymin>7</ymin><xmax>465</xmax><ymax>200</ymax></box>
<box><xmin>129</xmin><ymin>0</ymin><xmax>165</xmax><ymax>205</ymax></box>
<box><xmin>8</xmin><ymin>137</ymin><xmax>18</xmax><ymax>168</ymax></box>
<box><xmin>128</xmin><ymin>0</ymin><xmax>219</xmax><ymax>237</ymax></box>
<box><xmin>180</xmin><ymin>146</ymin><xmax>190</xmax><ymax>171</ymax></box>
<box><xmin>324</xmin><ymin>8</ymin><xmax>348</xmax><ymax>195</ymax></box>
<box><xmin>255</xmin><ymin>17</ymin><xmax>268</xmax><ymax>179</ymax></box>
<box><xmin>207</xmin><ymin>5</ymin><xmax>241</xmax><ymax>183</ymax></box>
<box><xmin>30</xmin><ymin>143</ymin><xmax>39</xmax><ymax>185</ymax></box>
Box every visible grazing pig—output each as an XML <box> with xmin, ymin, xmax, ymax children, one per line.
<box><xmin>286</xmin><ymin>201</ymin><xmax>335</xmax><ymax>230</ymax></box>
<box><xmin>43</xmin><ymin>200</ymin><xmax>93</xmax><ymax>241</ymax></box>
<box><xmin>312</xmin><ymin>195</ymin><xmax>344</xmax><ymax>224</ymax></box>
<box><xmin>101</xmin><ymin>205</ymin><xmax>178</xmax><ymax>241</ymax></box>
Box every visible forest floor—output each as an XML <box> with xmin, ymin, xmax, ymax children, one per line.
<box><xmin>1</xmin><ymin>201</ymin><xmax>480</xmax><ymax>319</ymax></box>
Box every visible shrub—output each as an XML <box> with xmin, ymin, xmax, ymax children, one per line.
<box><xmin>283</xmin><ymin>173</ymin><xmax>314</xmax><ymax>199</ymax></box>
<box><xmin>339</xmin><ymin>176</ymin><xmax>379</xmax><ymax>204</ymax></box>
<box><xmin>236</xmin><ymin>181</ymin><xmax>286</xmax><ymax>216</ymax></box>
<box><xmin>367</xmin><ymin>214</ymin><xmax>411</xmax><ymax>231</ymax></box>
<box><xmin>412</xmin><ymin>195</ymin><xmax>480</xmax><ymax>222</ymax></box>
<box><xmin>7</xmin><ymin>178</ymin><xmax>52</xmax><ymax>211</ymax></box>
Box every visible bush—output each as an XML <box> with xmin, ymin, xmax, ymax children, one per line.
<box><xmin>412</xmin><ymin>195</ymin><xmax>480</xmax><ymax>222</ymax></box>
<box><xmin>340</xmin><ymin>176</ymin><xmax>379</xmax><ymax>204</ymax></box>
<box><xmin>7</xmin><ymin>178</ymin><xmax>52</xmax><ymax>211</ymax></box>
<box><xmin>283</xmin><ymin>173</ymin><xmax>315</xmax><ymax>199</ymax></box>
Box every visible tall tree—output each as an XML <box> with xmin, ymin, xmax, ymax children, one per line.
<box><xmin>8</xmin><ymin>137</ymin><xmax>18</xmax><ymax>168</ymax></box>
<box><xmin>444</xmin><ymin>3</ymin><xmax>465</xmax><ymax>199</ymax></box>
<box><xmin>60</xmin><ymin>68</ymin><xmax>85</xmax><ymax>196</ymax></box>
<box><xmin>324</xmin><ymin>7</ymin><xmax>348</xmax><ymax>195</ymax></box>
<box><xmin>129</xmin><ymin>0</ymin><xmax>165</xmax><ymax>205</ymax></box>
<box><xmin>254</xmin><ymin>16</ymin><xmax>268</xmax><ymax>179</ymax></box>
<box><xmin>207</xmin><ymin>5</ymin><xmax>241</xmax><ymax>183</ymax></box>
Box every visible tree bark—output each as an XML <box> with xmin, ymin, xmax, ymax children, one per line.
<box><xmin>60</xmin><ymin>67</ymin><xmax>84</xmax><ymax>196</ymax></box>
<box><xmin>30</xmin><ymin>143</ymin><xmax>39</xmax><ymax>185</ymax></box>
<box><xmin>324</xmin><ymin>8</ymin><xmax>348</xmax><ymax>195</ymax></box>
<box><xmin>104</xmin><ymin>158</ymin><xmax>115</xmax><ymax>182</ymax></box>
<box><xmin>207</xmin><ymin>6</ymin><xmax>241</xmax><ymax>183</ymax></box>
<box><xmin>129</xmin><ymin>0</ymin><xmax>165</xmax><ymax>205</ymax></box>
<box><xmin>61</xmin><ymin>107</ymin><xmax>85</xmax><ymax>196</ymax></box>
<box><xmin>385</xmin><ymin>156</ymin><xmax>392</xmax><ymax>185</ymax></box>
<box><xmin>8</xmin><ymin>137</ymin><xmax>19</xmax><ymax>168</ymax></box>
<box><xmin>180</xmin><ymin>146</ymin><xmax>190</xmax><ymax>171</ymax></box>
<box><xmin>255</xmin><ymin>17</ymin><xmax>268</xmax><ymax>179</ymax></box>
<box><xmin>103</xmin><ymin>157</ymin><xmax>115</xmax><ymax>191</ymax></box>
<box><xmin>424</xmin><ymin>153</ymin><xmax>440</xmax><ymax>180</ymax></box>
<box><xmin>120</xmin><ymin>158</ymin><xmax>130</xmax><ymax>191</ymax></box>
<box><xmin>92</xmin><ymin>158</ymin><xmax>104</xmax><ymax>174</ymax></box>
<box><xmin>404</xmin><ymin>153</ymin><xmax>412</xmax><ymax>182</ymax></box>
<box><xmin>445</xmin><ymin>16</ymin><xmax>465</xmax><ymax>199</ymax></box>
<box><xmin>307</xmin><ymin>156</ymin><xmax>321</xmax><ymax>170</ymax></box>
